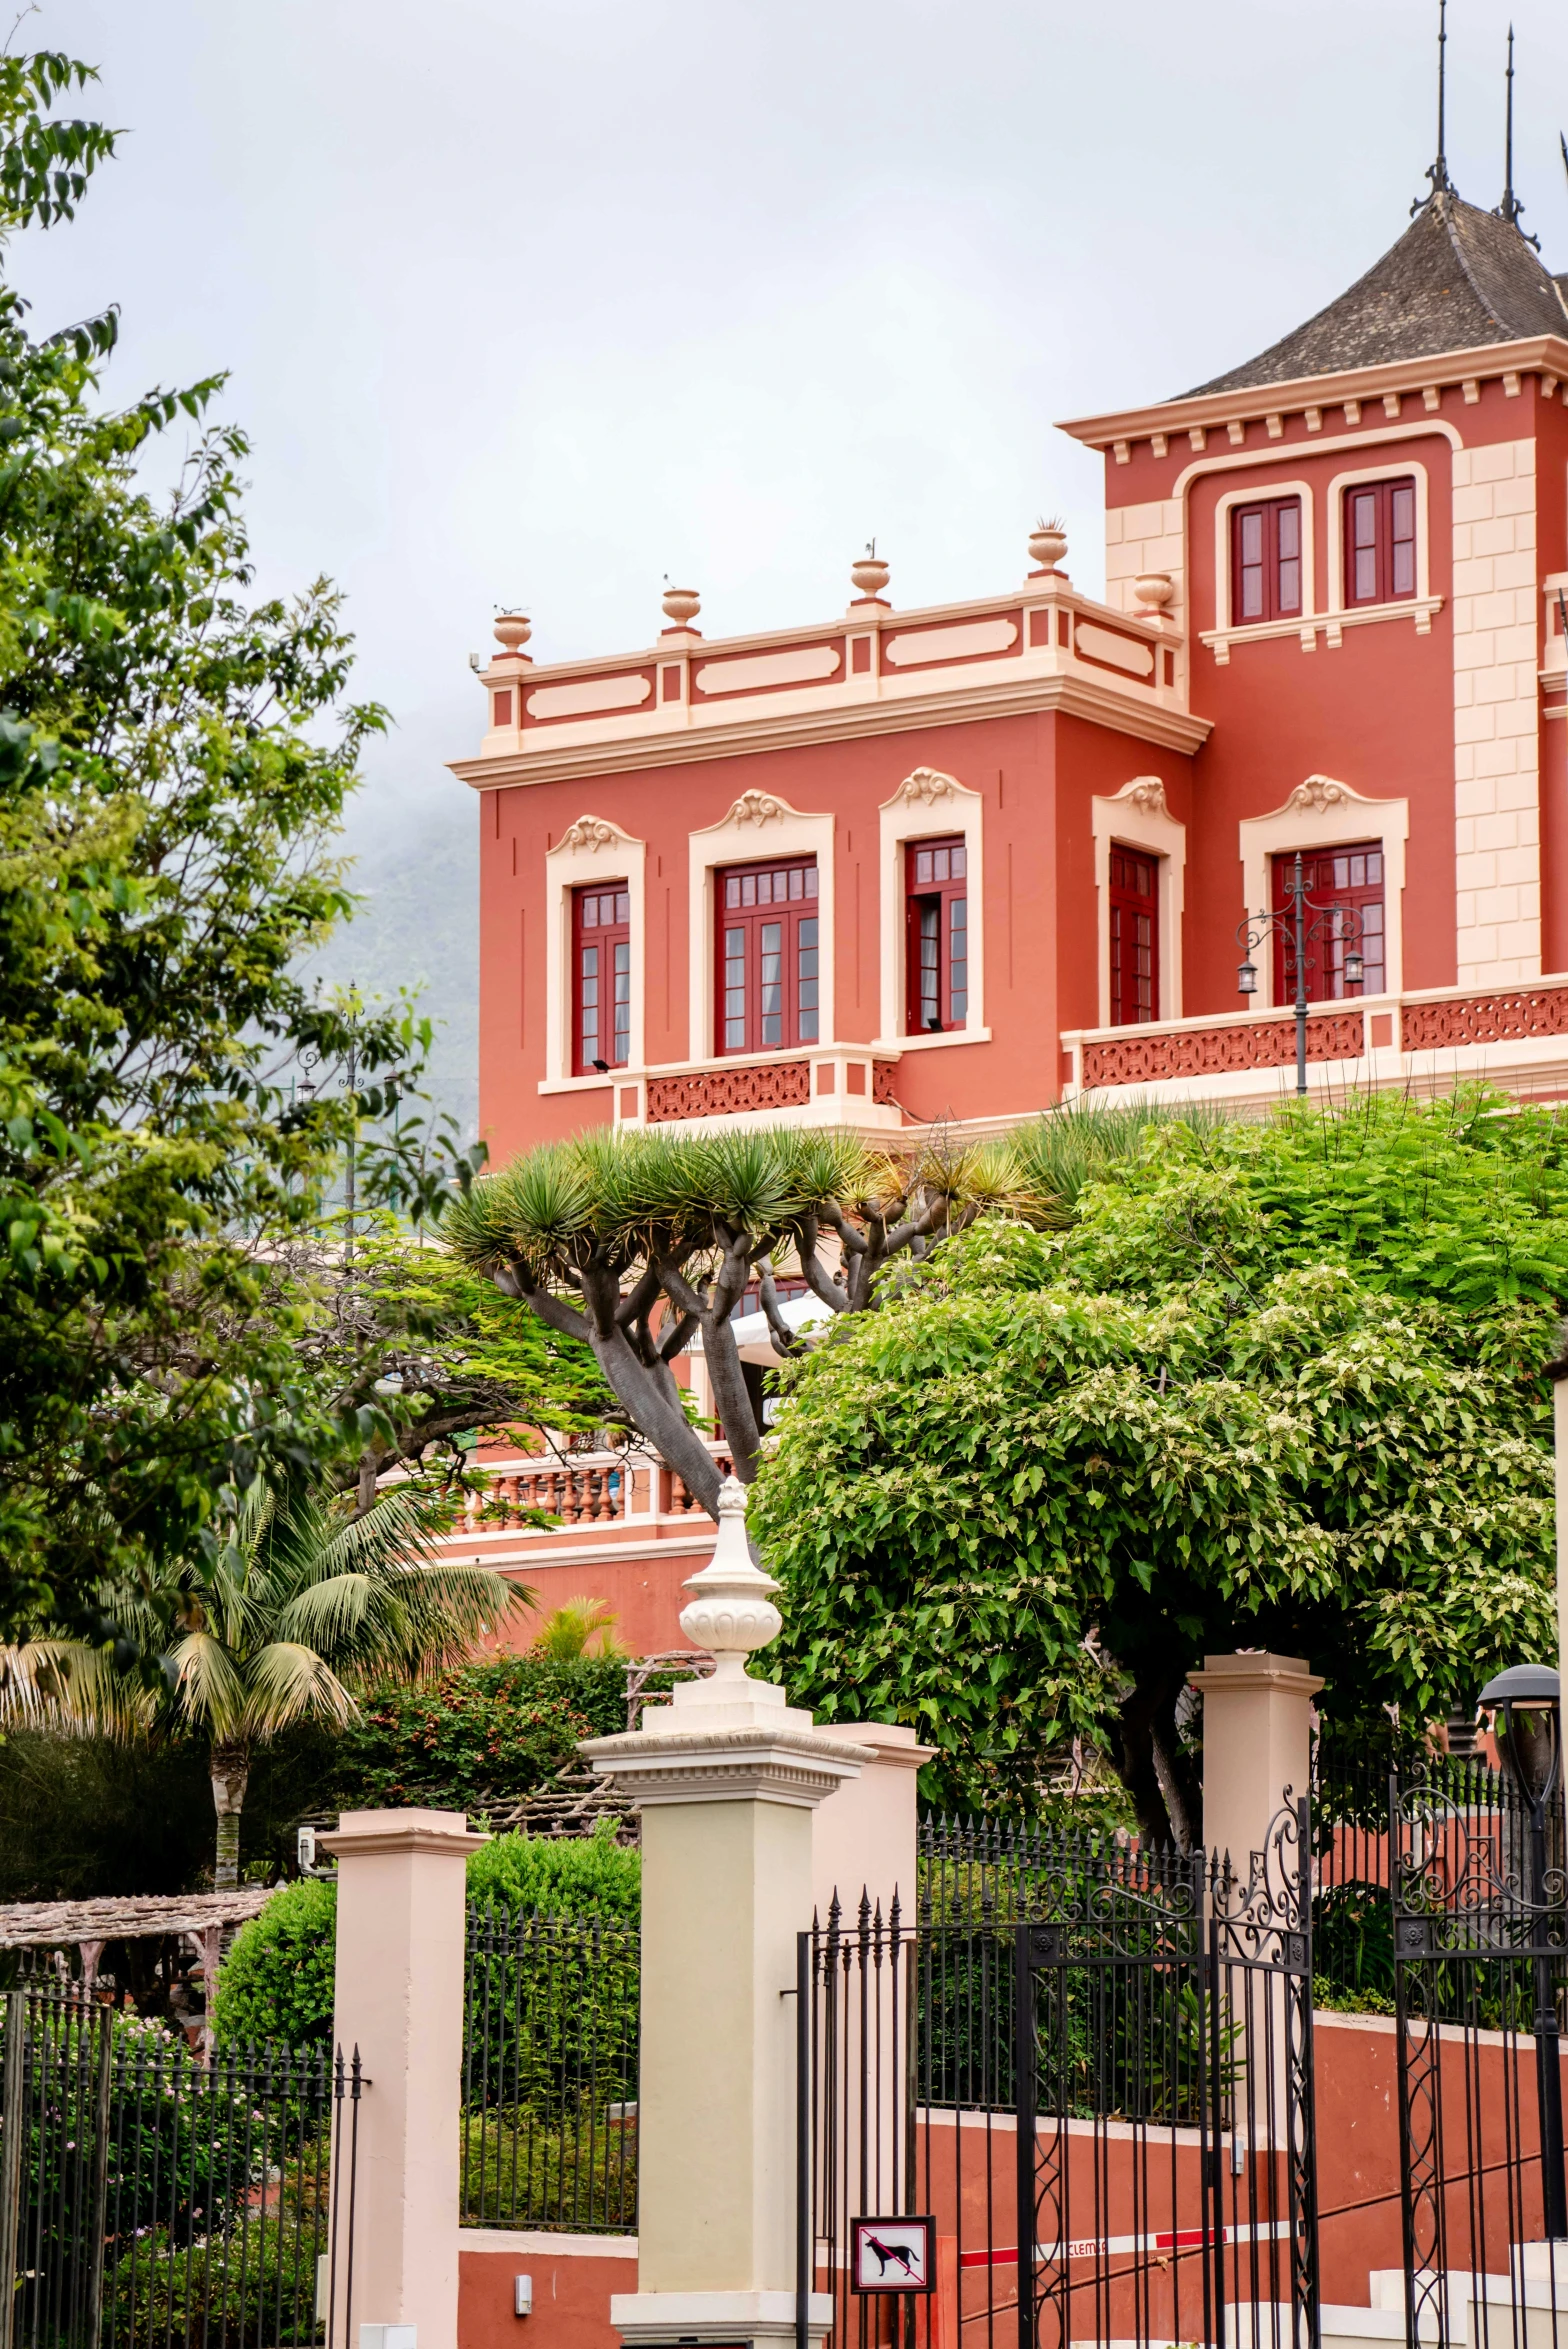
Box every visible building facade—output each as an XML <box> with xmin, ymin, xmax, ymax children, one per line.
<box><xmin>449</xmin><ymin>182</ymin><xmax>1568</xmax><ymax>1638</ymax></box>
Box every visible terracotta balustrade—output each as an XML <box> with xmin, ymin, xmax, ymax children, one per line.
<box><xmin>648</xmin><ymin>1062</ymin><xmax>811</xmax><ymax>1121</ymax></box>
<box><xmin>1081</xmin><ymin>1010</ymin><xmax>1363</xmax><ymax>1089</ymax></box>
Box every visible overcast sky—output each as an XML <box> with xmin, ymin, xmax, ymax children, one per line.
<box><xmin>16</xmin><ymin>0</ymin><xmax>1568</xmax><ymax>845</ymax></box>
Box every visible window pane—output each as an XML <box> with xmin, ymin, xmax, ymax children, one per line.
<box><xmin>580</xmin><ymin>945</ymin><xmax>599</xmax><ymax>1061</ymax></box>
<box><xmin>949</xmin><ymin>897</ymin><xmax>967</xmax><ymax>1023</ymax></box>
<box><xmin>916</xmin><ymin>849</ymin><xmax>933</xmax><ymax>885</ymax></box>
<box><xmin>1277</xmin><ymin>503</ymin><xmax>1300</xmax><ymax>558</ymax></box>
<box><xmin>760</xmin><ymin>920</ymin><xmax>782</xmax><ymax>1045</ymax></box>
<box><xmin>613</xmin><ymin>940</ymin><xmax>631</xmax><ymax>1065</ymax></box>
<box><xmin>804</xmin><ymin>865</ymin><xmax>818</xmax><ymax>896</ymax></box>
<box><xmin>951</xmin><ymin>843</ymin><xmax>966</xmax><ymax>878</ymax></box>
<box><xmin>616</xmin><ymin>892</ymin><xmax>630</xmax><ymax>924</ymax></box>
<box><xmin>725</xmin><ymin>877</ymin><xmax>739</xmax><ymax>908</ymax></box>
<box><xmin>1391</xmin><ymin>483</ymin><xmax>1415</xmax><ymax>597</ymax></box>
<box><xmin>919</xmin><ymin>901</ymin><xmax>940</xmax><ymax>1026</ymax></box>
<box><xmin>741</xmin><ymin>874</ymin><xmax>756</xmax><ymax>907</ymax></box>
<box><xmin>1238</xmin><ymin>506</ymin><xmax>1264</xmax><ymax>620</ymax></box>
<box><xmin>725</xmin><ymin>925</ymin><xmax>747</xmax><ymax>1049</ymax></box>
<box><xmin>798</xmin><ymin>916</ymin><xmax>819</xmax><ymax>1041</ymax></box>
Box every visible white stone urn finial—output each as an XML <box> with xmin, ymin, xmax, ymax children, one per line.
<box><xmin>493</xmin><ymin>611</ymin><xmax>532</xmax><ymax>652</ymax></box>
<box><xmin>677</xmin><ymin>1474</ymin><xmax>782</xmax><ymax>1681</ymax></box>
<box><xmin>661</xmin><ymin>583</ymin><xmax>701</xmax><ymax>628</ymax></box>
<box><xmin>1029</xmin><ymin>518</ymin><xmax>1069</xmax><ymax>574</ymax></box>
<box><xmin>1134</xmin><ymin>572</ymin><xmax>1176</xmax><ymax>617</ymax></box>
<box><xmin>850</xmin><ymin>542</ymin><xmax>890</xmax><ymax>601</ymax></box>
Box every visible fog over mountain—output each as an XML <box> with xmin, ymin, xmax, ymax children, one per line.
<box><xmin>15</xmin><ymin>0</ymin><xmax>1568</xmax><ymax>1159</ymax></box>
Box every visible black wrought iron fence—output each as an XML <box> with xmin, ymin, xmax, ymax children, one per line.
<box><xmin>460</xmin><ymin>1903</ymin><xmax>638</xmax><ymax>2234</ymax></box>
<box><xmin>0</xmin><ymin>1982</ymin><xmax>362</xmax><ymax>2349</ymax></box>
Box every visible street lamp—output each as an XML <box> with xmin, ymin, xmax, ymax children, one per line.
<box><xmin>1236</xmin><ymin>850</ymin><xmax>1367</xmax><ymax>1097</ymax></box>
<box><xmin>1479</xmin><ymin>1661</ymin><xmax>1566</xmax><ymax>2239</ymax></box>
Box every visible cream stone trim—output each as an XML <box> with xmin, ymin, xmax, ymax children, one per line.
<box><xmin>1210</xmin><ymin>477</ymin><xmax>1317</xmax><ymax>636</ymax></box>
<box><xmin>451</xmin><ymin>670</ymin><xmax>1213</xmax><ymax>792</ymax></box>
<box><xmin>1236</xmin><ymin>777</ymin><xmax>1408</xmax><ymax>1011</ymax></box>
<box><xmin>1091</xmin><ymin>778</ymin><xmax>1186</xmax><ymax>1025</ymax></box>
<box><xmin>688</xmin><ymin>794</ymin><xmax>836</xmax><ymax>1063</ymax></box>
<box><xmin>544</xmin><ymin>816</ymin><xmax>646</xmax><ymax>1087</ymax></box>
<box><xmin>1450</xmin><ymin>435</ymin><xmax>1541</xmax><ymax>985</ymax></box>
<box><xmin>875</xmin><ymin>768</ymin><xmax>985</xmax><ymax>1049</ymax></box>
<box><xmin>1323</xmin><ymin>457</ymin><xmax>1432</xmax><ymax>620</ymax></box>
<box><xmin>1169</xmin><ymin>418</ymin><xmax>1461</xmax><ymax>503</ymax></box>
<box><xmin>1057</xmin><ymin>334</ymin><xmax>1568</xmax><ymax>451</ymax></box>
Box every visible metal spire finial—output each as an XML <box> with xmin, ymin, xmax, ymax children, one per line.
<box><xmin>1419</xmin><ymin>0</ymin><xmax>1456</xmax><ymax>207</ymax></box>
<box><xmin>1501</xmin><ymin>26</ymin><xmax>1520</xmax><ymax>220</ymax></box>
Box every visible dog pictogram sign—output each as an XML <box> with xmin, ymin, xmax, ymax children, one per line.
<box><xmin>850</xmin><ymin>2216</ymin><xmax>936</xmax><ymax>2294</ymax></box>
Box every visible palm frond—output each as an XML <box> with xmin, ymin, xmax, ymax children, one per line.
<box><xmin>241</xmin><ymin>1642</ymin><xmax>358</xmax><ymax>1737</ymax></box>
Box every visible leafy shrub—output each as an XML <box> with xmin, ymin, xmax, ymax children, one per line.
<box><xmin>213</xmin><ymin>1878</ymin><xmax>338</xmax><ymax>2050</ymax></box>
<box><xmin>330</xmin><ymin>1653</ymin><xmax>628</xmax><ymax>1813</ymax></box>
<box><xmin>468</xmin><ymin>1821</ymin><xmax>639</xmax><ymax>1920</ymax></box>
<box><xmin>215</xmin><ymin>1831</ymin><xmax>640</xmax><ymax>2050</ymax></box>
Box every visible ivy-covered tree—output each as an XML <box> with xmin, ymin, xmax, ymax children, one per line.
<box><xmin>753</xmin><ymin>1094</ymin><xmax>1565</xmax><ymax>1846</ymax></box>
<box><xmin>0</xmin><ymin>52</ymin><xmax>470</xmax><ymax>1627</ymax></box>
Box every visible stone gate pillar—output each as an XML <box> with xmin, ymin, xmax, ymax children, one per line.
<box><xmin>581</xmin><ymin>1478</ymin><xmax>870</xmax><ymax>2349</ymax></box>
<box><xmin>1189</xmin><ymin>1651</ymin><xmax>1323</xmax><ymax>1870</ymax></box>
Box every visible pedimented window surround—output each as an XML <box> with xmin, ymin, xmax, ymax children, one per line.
<box><xmin>1091</xmin><ymin>779</ymin><xmax>1185</xmax><ymax>1025</ymax></box>
<box><xmin>1237</xmin><ymin>777</ymin><xmax>1408</xmax><ymax>1011</ymax></box>
<box><xmin>542</xmin><ymin>816</ymin><xmax>647</xmax><ymax>1089</ymax></box>
<box><xmin>875</xmin><ymin>768</ymin><xmax>987</xmax><ymax>1050</ymax></box>
<box><xmin>688</xmin><ymin>791</ymin><xmax>836</xmax><ymax>1061</ymax></box>
<box><xmin>1323</xmin><ymin>457</ymin><xmax>1433</xmax><ymax>630</ymax></box>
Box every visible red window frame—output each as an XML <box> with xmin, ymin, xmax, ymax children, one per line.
<box><xmin>1230</xmin><ymin>496</ymin><xmax>1303</xmax><ymax>624</ymax></box>
<box><xmin>1343</xmin><ymin>478</ymin><xmax>1416</xmax><ymax>607</ymax></box>
<box><xmin>904</xmin><ymin>835</ymin><xmax>968</xmax><ymax>1034</ymax></box>
<box><xmin>571</xmin><ymin>882</ymin><xmax>631</xmax><ymax>1075</ymax></box>
<box><xmin>715</xmin><ymin>858</ymin><xmax>820</xmax><ymax>1055</ymax></box>
<box><xmin>1108</xmin><ymin>845</ymin><xmax>1159</xmax><ymax>1026</ymax></box>
<box><xmin>1270</xmin><ymin>841</ymin><xmax>1385</xmax><ymax>1003</ymax></box>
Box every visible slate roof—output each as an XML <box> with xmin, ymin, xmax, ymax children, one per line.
<box><xmin>1183</xmin><ymin>194</ymin><xmax>1568</xmax><ymax>398</ymax></box>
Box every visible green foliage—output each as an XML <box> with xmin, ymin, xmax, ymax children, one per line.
<box><xmin>212</xmin><ymin>1878</ymin><xmax>337</xmax><ymax>2051</ymax></box>
<box><xmin>216</xmin><ymin>1830</ymin><xmax>641</xmax><ymax>2051</ymax></box>
<box><xmin>533</xmin><ymin>1598</ymin><xmax>626</xmax><ymax>1660</ymax></box>
<box><xmin>0</xmin><ymin>50</ymin><xmax>474</xmax><ymax>1629</ymax></box>
<box><xmin>331</xmin><ymin>1652</ymin><xmax>628</xmax><ymax>1816</ymax></box>
<box><xmin>0</xmin><ymin>1727</ymin><xmax>213</xmax><ymax>1900</ymax></box>
<box><xmin>103</xmin><ymin>2216</ymin><xmax>322</xmax><ymax>2349</ymax></box>
<box><xmin>460</xmin><ymin>2106</ymin><xmax>637</xmax><ymax>2233</ymax></box>
<box><xmin>756</xmin><ymin>1098</ymin><xmax>1561</xmax><ymax>1831</ymax></box>
<box><xmin>466</xmin><ymin>1822</ymin><xmax>640</xmax><ymax>1921</ymax></box>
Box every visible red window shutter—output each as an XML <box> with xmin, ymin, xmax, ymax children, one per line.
<box><xmin>1343</xmin><ymin>477</ymin><xmax>1417</xmax><ymax>607</ymax></box>
<box><xmin>714</xmin><ymin>858</ymin><xmax>820</xmax><ymax>1054</ymax></box>
<box><xmin>1231</xmin><ymin>497</ymin><xmax>1303</xmax><ymax>625</ymax></box>
<box><xmin>1108</xmin><ymin>847</ymin><xmax>1159</xmax><ymax>1026</ymax></box>
<box><xmin>571</xmin><ymin>882</ymin><xmax>632</xmax><ymax>1074</ymax></box>
<box><xmin>903</xmin><ymin>835</ymin><xmax>968</xmax><ymax>1033</ymax></box>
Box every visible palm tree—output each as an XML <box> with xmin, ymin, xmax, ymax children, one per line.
<box><xmin>533</xmin><ymin>1597</ymin><xmax>625</xmax><ymax>1662</ymax></box>
<box><xmin>58</xmin><ymin>1483</ymin><xmax>531</xmax><ymax>1887</ymax></box>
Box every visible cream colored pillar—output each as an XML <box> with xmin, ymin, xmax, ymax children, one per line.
<box><xmin>317</xmin><ymin>1808</ymin><xmax>487</xmax><ymax>2349</ymax></box>
<box><xmin>1188</xmin><ymin>1651</ymin><xmax>1323</xmax><ymax>1872</ymax></box>
<box><xmin>582</xmin><ymin>1479</ymin><xmax>869</xmax><ymax>2349</ymax></box>
<box><xmin>811</xmin><ymin>1721</ymin><xmax>934</xmax><ymax>1926</ymax></box>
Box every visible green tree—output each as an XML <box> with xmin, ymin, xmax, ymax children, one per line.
<box><xmin>0</xmin><ymin>50</ymin><xmax>470</xmax><ymax>1631</ymax></box>
<box><xmin>754</xmin><ymin>1103</ymin><xmax>1560</xmax><ymax>1846</ymax></box>
<box><xmin>443</xmin><ymin>1124</ymin><xmax>1037</xmax><ymax>1512</ymax></box>
<box><xmin>67</xmin><ymin>1483</ymin><xmax>532</xmax><ymax>1885</ymax></box>
<box><xmin>330</xmin><ymin>1650</ymin><xmax>628</xmax><ymax>1817</ymax></box>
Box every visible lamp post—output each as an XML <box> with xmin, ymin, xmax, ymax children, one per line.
<box><xmin>1235</xmin><ymin>850</ymin><xmax>1366</xmax><ymax>1096</ymax></box>
<box><xmin>1478</xmin><ymin>1661</ymin><xmax>1566</xmax><ymax>2239</ymax></box>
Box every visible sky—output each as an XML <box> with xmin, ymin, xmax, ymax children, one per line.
<box><xmin>15</xmin><ymin>0</ymin><xmax>1568</xmax><ymax>1119</ymax></box>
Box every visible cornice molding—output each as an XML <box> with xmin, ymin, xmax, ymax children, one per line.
<box><xmin>1057</xmin><ymin>333</ymin><xmax>1568</xmax><ymax>451</ymax></box>
<box><xmin>451</xmin><ymin>673</ymin><xmax>1212</xmax><ymax>792</ymax></box>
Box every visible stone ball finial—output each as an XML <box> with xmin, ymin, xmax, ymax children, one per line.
<box><xmin>1134</xmin><ymin>572</ymin><xmax>1175</xmax><ymax>616</ymax></box>
<box><xmin>850</xmin><ymin>546</ymin><xmax>890</xmax><ymax>600</ymax></box>
<box><xmin>494</xmin><ymin>612</ymin><xmax>532</xmax><ymax>652</ymax></box>
<box><xmin>1029</xmin><ymin>520</ymin><xmax>1068</xmax><ymax>573</ymax></box>
<box><xmin>677</xmin><ymin>1474</ymin><xmax>782</xmax><ymax>1681</ymax></box>
<box><xmin>661</xmin><ymin>584</ymin><xmax>701</xmax><ymax>627</ymax></box>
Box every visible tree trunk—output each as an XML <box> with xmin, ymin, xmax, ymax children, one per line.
<box><xmin>210</xmin><ymin>1745</ymin><xmax>251</xmax><ymax>1891</ymax></box>
<box><xmin>1114</xmin><ymin>1660</ymin><xmax>1201</xmax><ymax>1853</ymax></box>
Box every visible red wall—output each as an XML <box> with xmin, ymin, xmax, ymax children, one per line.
<box><xmin>477</xmin><ymin>711</ymin><xmax>1194</xmax><ymax>1165</ymax></box>
<box><xmin>459</xmin><ymin>2238</ymin><xmax>635</xmax><ymax>2349</ymax></box>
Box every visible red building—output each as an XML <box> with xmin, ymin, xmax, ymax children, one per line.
<box><xmin>448</xmin><ymin>178</ymin><xmax>1568</xmax><ymax>1638</ymax></box>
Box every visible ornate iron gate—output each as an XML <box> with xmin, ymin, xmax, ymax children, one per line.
<box><xmin>800</xmin><ymin>1801</ymin><xmax>1318</xmax><ymax>2349</ymax></box>
<box><xmin>1390</xmin><ymin>1765</ymin><xmax>1568</xmax><ymax>2349</ymax></box>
